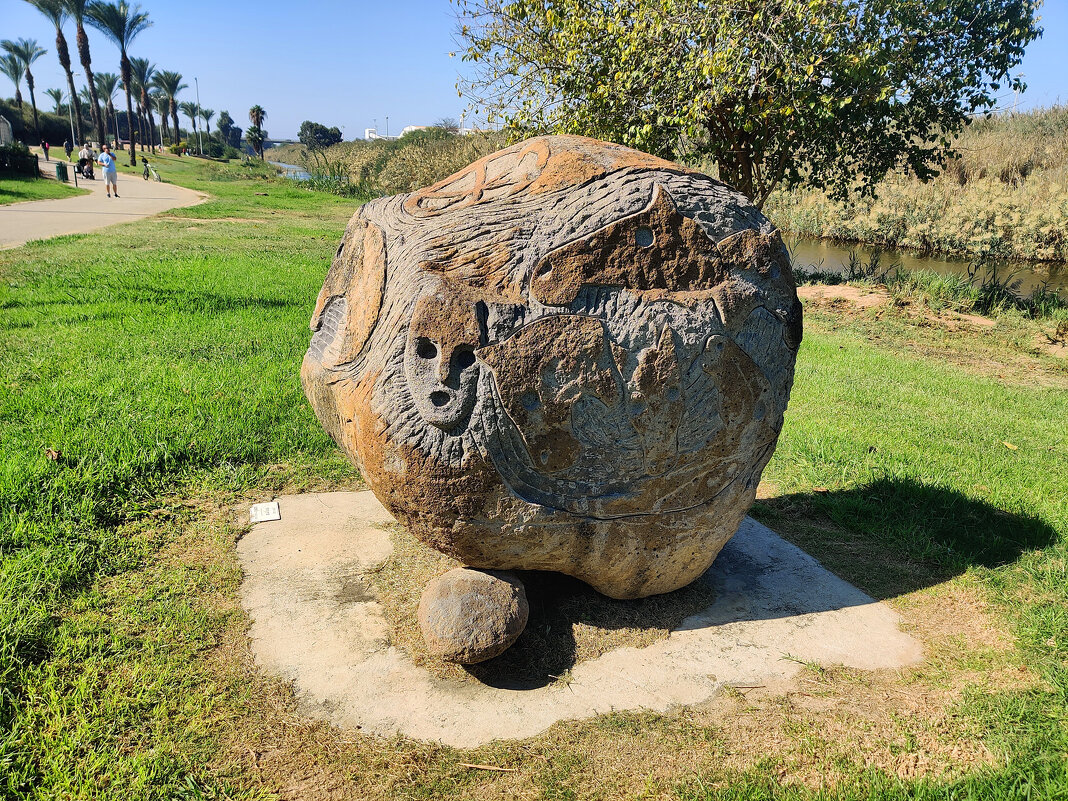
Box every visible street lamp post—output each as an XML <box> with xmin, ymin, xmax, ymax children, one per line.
<box><xmin>194</xmin><ymin>77</ymin><xmax>203</xmax><ymax>155</ymax></box>
<box><xmin>67</xmin><ymin>76</ymin><xmax>80</xmax><ymax>186</ymax></box>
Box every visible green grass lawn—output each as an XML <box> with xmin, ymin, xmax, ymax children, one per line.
<box><xmin>1</xmin><ymin>153</ymin><xmax>1066</xmax><ymax>800</ymax></box>
<box><xmin>0</xmin><ymin>175</ymin><xmax>89</xmax><ymax>205</ymax></box>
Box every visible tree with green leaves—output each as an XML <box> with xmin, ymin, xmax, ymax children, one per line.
<box><xmin>129</xmin><ymin>56</ymin><xmax>155</xmax><ymax>153</ymax></box>
<box><xmin>247</xmin><ymin>104</ymin><xmax>266</xmax><ymax>159</ymax></box>
<box><xmin>94</xmin><ymin>70</ymin><xmax>119</xmax><ymax>146</ymax></box>
<box><xmin>45</xmin><ymin>86</ymin><xmax>64</xmax><ymax>113</ymax></box>
<box><xmin>216</xmin><ymin>109</ymin><xmax>241</xmax><ymax>149</ymax></box>
<box><xmin>0</xmin><ymin>54</ymin><xmax>24</xmax><ymax>111</ymax></box>
<box><xmin>458</xmin><ymin>0</ymin><xmax>1043</xmax><ymax>208</ymax></box>
<box><xmin>152</xmin><ymin>89</ymin><xmax>169</xmax><ymax>143</ymax></box>
<box><xmin>61</xmin><ymin>0</ymin><xmax>106</xmax><ymax>147</ymax></box>
<box><xmin>298</xmin><ymin>120</ymin><xmax>342</xmax><ymax>150</ymax></box>
<box><xmin>24</xmin><ymin>0</ymin><xmax>83</xmax><ymax>142</ymax></box>
<box><xmin>179</xmin><ymin>99</ymin><xmax>198</xmax><ymax>149</ymax></box>
<box><xmin>2</xmin><ymin>39</ymin><xmax>47</xmax><ymax>138</ymax></box>
<box><xmin>200</xmin><ymin>107</ymin><xmax>214</xmax><ymax>134</ymax></box>
<box><xmin>151</xmin><ymin>69</ymin><xmax>185</xmax><ymax>146</ymax></box>
<box><xmin>87</xmin><ymin>0</ymin><xmax>152</xmax><ymax>165</ymax></box>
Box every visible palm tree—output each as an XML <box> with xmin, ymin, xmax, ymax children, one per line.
<box><xmin>87</xmin><ymin>1</ymin><xmax>151</xmax><ymax>166</ymax></box>
<box><xmin>179</xmin><ymin>100</ymin><xmax>198</xmax><ymax>149</ymax></box>
<box><xmin>0</xmin><ymin>54</ymin><xmax>25</xmax><ymax>111</ymax></box>
<box><xmin>200</xmin><ymin>107</ymin><xmax>214</xmax><ymax>136</ymax></box>
<box><xmin>151</xmin><ymin>69</ymin><xmax>185</xmax><ymax>146</ymax></box>
<box><xmin>45</xmin><ymin>86</ymin><xmax>64</xmax><ymax>113</ymax></box>
<box><xmin>151</xmin><ymin>89</ymin><xmax>168</xmax><ymax>145</ymax></box>
<box><xmin>2</xmin><ymin>39</ymin><xmax>47</xmax><ymax>138</ymax></box>
<box><xmin>61</xmin><ymin>0</ymin><xmax>106</xmax><ymax>146</ymax></box>
<box><xmin>248</xmin><ymin>104</ymin><xmax>266</xmax><ymax>160</ymax></box>
<box><xmin>129</xmin><ymin>56</ymin><xmax>155</xmax><ymax>153</ymax></box>
<box><xmin>94</xmin><ymin>70</ymin><xmax>119</xmax><ymax>148</ymax></box>
<box><xmin>24</xmin><ymin>0</ymin><xmax>82</xmax><ymax>142</ymax></box>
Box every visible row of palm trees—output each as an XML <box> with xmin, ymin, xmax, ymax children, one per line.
<box><xmin>3</xmin><ymin>0</ymin><xmax>205</xmax><ymax>167</ymax></box>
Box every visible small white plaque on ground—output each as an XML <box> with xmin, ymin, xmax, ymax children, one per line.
<box><xmin>249</xmin><ymin>501</ymin><xmax>281</xmax><ymax>524</ymax></box>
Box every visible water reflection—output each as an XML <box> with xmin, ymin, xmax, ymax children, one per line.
<box><xmin>785</xmin><ymin>234</ymin><xmax>1067</xmax><ymax>298</ymax></box>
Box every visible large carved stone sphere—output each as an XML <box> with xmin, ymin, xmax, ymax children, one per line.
<box><xmin>302</xmin><ymin>135</ymin><xmax>802</xmax><ymax>599</ymax></box>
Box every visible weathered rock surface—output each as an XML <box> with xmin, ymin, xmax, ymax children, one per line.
<box><xmin>418</xmin><ymin>568</ymin><xmax>529</xmax><ymax>663</ymax></box>
<box><xmin>303</xmin><ymin>134</ymin><xmax>802</xmax><ymax>600</ymax></box>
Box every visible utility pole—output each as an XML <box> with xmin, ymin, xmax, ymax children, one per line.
<box><xmin>67</xmin><ymin>77</ymin><xmax>79</xmax><ymax>186</ymax></box>
<box><xmin>385</xmin><ymin>116</ymin><xmax>389</xmax><ymax>138</ymax></box>
<box><xmin>194</xmin><ymin>76</ymin><xmax>203</xmax><ymax>155</ymax></box>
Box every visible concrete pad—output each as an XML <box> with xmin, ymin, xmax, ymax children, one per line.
<box><xmin>238</xmin><ymin>492</ymin><xmax>923</xmax><ymax>748</ymax></box>
<box><xmin>0</xmin><ymin>168</ymin><xmax>203</xmax><ymax>249</ymax></box>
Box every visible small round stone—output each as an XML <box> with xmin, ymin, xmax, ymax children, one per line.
<box><xmin>418</xmin><ymin>568</ymin><xmax>529</xmax><ymax>664</ymax></box>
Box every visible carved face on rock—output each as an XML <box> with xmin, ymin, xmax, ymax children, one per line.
<box><xmin>404</xmin><ymin>290</ymin><xmax>482</xmax><ymax>432</ymax></box>
<box><xmin>303</xmin><ymin>134</ymin><xmax>803</xmax><ymax>599</ymax></box>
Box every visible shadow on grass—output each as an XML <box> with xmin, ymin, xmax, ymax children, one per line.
<box><xmin>468</xmin><ymin>476</ymin><xmax>1057</xmax><ymax>689</ymax></box>
<box><xmin>751</xmin><ymin>476</ymin><xmax>1059</xmax><ymax>601</ymax></box>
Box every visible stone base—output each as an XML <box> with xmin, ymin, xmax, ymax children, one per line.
<box><xmin>237</xmin><ymin>492</ymin><xmax>923</xmax><ymax>748</ymax></box>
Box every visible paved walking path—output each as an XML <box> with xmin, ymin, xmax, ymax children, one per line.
<box><xmin>1</xmin><ymin>166</ymin><xmax>204</xmax><ymax>249</ymax></box>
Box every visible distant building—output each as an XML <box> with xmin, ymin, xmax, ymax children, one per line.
<box><xmin>364</xmin><ymin>127</ymin><xmax>397</xmax><ymax>141</ymax></box>
<box><xmin>361</xmin><ymin>123</ymin><xmax>491</xmax><ymax>141</ymax></box>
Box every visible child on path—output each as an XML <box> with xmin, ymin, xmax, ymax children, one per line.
<box><xmin>96</xmin><ymin>144</ymin><xmax>119</xmax><ymax>198</ymax></box>
<box><xmin>64</xmin><ymin>139</ymin><xmax>72</xmax><ymax>161</ymax></box>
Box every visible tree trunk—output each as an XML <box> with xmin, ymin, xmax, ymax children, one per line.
<box><xmin>146</xmin><ymin>107</ymin><xmax>156</xmax><ymax>154</ymax></box>
<box><xmin>75</xmin><ymin>21</ymin><xmax>106</xmax><ymax>147</ymax></box>
<box><xmin>55</xmin><ymin>27</ymin><xmax>82</xmax><ymax>143</ymax></box>
<box><xmin>171</xmin><ymin>102</ymin><xmax>180</xmax><ymax>148</ymax></box>
<box><xmin>26</xmin><ymin>69</ymin><xmax>40</xmax><ymax>138</ymax></box>
<box><xmin>121</xmin><ymin>56</ymin><xmax>136</xmax><ymax>166</ymax></box>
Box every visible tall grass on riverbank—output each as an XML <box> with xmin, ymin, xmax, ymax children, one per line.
<box><xmin>764</xmin><ymin>107</ymin><xmax>1068</xmax><ymax>264</ymax></box>
<box><xmin>268</xmin><ymin>128</ymin><xmax>507</xmax><ymax>197</ymax></box>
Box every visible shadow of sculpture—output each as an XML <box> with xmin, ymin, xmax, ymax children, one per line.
<box><xmin>466</xmin><ymin>476</ymin><xmax>1058</xmax><ymax>689</ymax></box>
<box><xmin>751</xmin><ymin>476</ymin><xmax>1059</xmax><ymax>601</ymax></box>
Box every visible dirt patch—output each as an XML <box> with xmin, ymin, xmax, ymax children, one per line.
<box><xmin>798</xmin><ymin>283</ymin><xmax>888</xmax><ymax>308</ymax></box>
<box><xmin>1034</xmin><ymin>328</ymin><xmax>1068</xmax><ymax>359</ymax></box>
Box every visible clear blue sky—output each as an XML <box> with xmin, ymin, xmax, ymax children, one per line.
<box><xmin>2</xmin><ymin>0</ymin><xmax>1065</xmax><ymax>140</ymax></box>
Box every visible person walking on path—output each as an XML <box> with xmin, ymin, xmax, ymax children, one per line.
<box><xmin>41</xmin><ymin>140</ymin><xmax>50</xmax><ymax>161</ymax></box>
<box><xmin>97</xmin><ymin>144</ymin><xmax>119</xmax><ymax>198</ymax></box>
<box><xmin>64</xmin><ymin>139</ymin><xmax>72</xmax><ymax>161</ymax></box>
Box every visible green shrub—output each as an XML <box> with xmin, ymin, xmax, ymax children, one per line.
<box><xmin>0</xmin><ymin>141</ymin><xmax>39</xmax><ymax>176</ymax></box>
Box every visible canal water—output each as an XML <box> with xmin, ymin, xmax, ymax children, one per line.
<box><xmin>269</xmin><ymin>161</ymin><xmax>311</xmax><ymax>180</ymax></box>
<box><xmin>786</xmin><ymin>234</ymin><xmax>1068</xmax><ymax>299</ymax></box>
